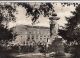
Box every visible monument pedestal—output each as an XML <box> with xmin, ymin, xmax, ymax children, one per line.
<box><xmin>54</xmin><ymin>38</ymin><xmax>66</xmax><ymax>58</ymax></box>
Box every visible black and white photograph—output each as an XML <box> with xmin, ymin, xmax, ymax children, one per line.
<box><xmin>0</xmin><ymin>2</ymin><xmax>80</xmax><ymax>58</ymax></box>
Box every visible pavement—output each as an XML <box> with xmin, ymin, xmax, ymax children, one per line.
<box><xmin>15</xmin><ymin>53</ymin><xmax>49</xmax><ymax>58</ymax></box>
<box><xmin>13</xmin><ymin>52</ymin><xmax>72</xmax><ymax>58</ymax></box>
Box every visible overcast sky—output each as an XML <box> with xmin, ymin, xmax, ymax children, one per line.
<box><xmin>7</xmin><ymin>2</ymin><xmax>76</xmax><ymax>28</ymax></box>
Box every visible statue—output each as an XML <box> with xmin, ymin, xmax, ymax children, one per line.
<box><xmin>48</xmin><ymin>12</ymin><xmax>60</xmax><ymax>43</ymax></box>
<box><xmin>48</xmin><ymin>12</ymin><xmax>65</xmax><ymax>58</ymax></box>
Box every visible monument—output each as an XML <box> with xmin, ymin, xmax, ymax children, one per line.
<box><xmin>48</xmin><ymin>12</ymin><xmax>66</xmax><ymax>58</ymax></box>
<box><xmin>47</xmin><ymin>12</ymin><xmax>59</xmax><ymax>45</ymax></box>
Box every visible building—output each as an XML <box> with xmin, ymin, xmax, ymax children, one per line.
<box><xmin>12</xmin><ymin>25</ymin><xmax>58</xmax><ymax>46</ymax></box>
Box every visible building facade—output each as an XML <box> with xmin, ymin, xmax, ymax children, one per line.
<box><xmin>12</xmin><ymin>25</ymin><xmax>58</xmax><ymax>46</ymax></box>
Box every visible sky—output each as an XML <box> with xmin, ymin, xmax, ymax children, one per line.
<box><xmin>7</xmin><ymin>2</ymin><xmax>76</xmax><ymax>28</ymax></box>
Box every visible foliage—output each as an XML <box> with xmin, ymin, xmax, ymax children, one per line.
<box><xmin>0</xmin><ymin>3</ymin><xmax>16</xmax><ymax>41</ymax></box>
<box><xmin>58</xmin><ymin>5</ymin><xmax>80</xmax><ymax>58</ymax></box>
<box><xmin>59</xmin><ymin>4</ymin><xmax>80</xmax><ymax>45</ymax></box>
<box><xmin>0</xmin><ymin>26</ymin><xmax>13</xmax><ymax>41</ymax></box>
<box><xmin>17</xmin><ymin>2</ymin><xmax>54</xmax><ymax>24</ymax></box>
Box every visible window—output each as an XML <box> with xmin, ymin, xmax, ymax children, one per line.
<box><xmin>27</xmin><ymin>36</ymin><xmax>30</xmax><ymax>41</ymax></box>
<box><xmin>40</xmin><ymin>36</ymin><xmax>42</xmax><ymax>37</ymax></box>
<box><xmin>32</xmin><ymin>36</ymin><xmax>34</xmax><ymax>39</ymax></box>
<box><xmin>48</xmin><ymin>36</ymin><xmax>50</xmax><ymax>37</ymax></box>
<box><xmin>29</xmin><ymin>32</ymin><xmax>31</xmax><ymax>34</ymax></box>
<box><xmin>47</xmin><ymin>38</ymin><xmax>48</xmax><ymax>42</ymax></box>
<box><xmin>21</xmin><ymin>36</ymin><xmax>22</xmax><ymax>38</ymax></box>
<box><xmin>40</xmin><ymin>38</ymin><xmax>42</xmax><ymax>40</ymax></box>
<box><xmin>36</xmin><ymin>35</ymin><xmax>38</xmax><ymax>37</ymax></box>
<box><xmin>44</xmin><ymin>36</ymin><xmax>46</xmax><ymax>37</ymax></box>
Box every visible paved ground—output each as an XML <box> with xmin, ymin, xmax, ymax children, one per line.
<box><xmin>14</xmin><ymin>53</ymin><xmax>71</xmax><ymax>58</ymax></box>
<box><xmin>15</xmin><ymin>53</ymin><xmax>48</xmax><ymax>58</ymax></box>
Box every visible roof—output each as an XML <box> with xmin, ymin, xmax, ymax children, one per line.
<box><xmin>11</xmin><ymin>25</ymin><xmax>50</xmax><ymax>34</ymax></box>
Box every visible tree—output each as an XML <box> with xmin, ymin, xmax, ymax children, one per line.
<box><xmin>0</xmin><ymin>2</ymin><xmax>56</xmax><ymax>41</ymax></box>
<box><xmin>58</xmin><ymin>4</ymin><xmax>80</xmax><ymax>58</ymax></box>
<box><xmin>17</xmin><ymin>2</ymin><xmax>54</xmax><ymax>24</ymax></box>
<box><xmin>59</xmin><ymin>4</ymin><xmax>80</xmax><ymax>44</ymax></box>
<box><xmin>0</xmin><ymin>3</ymin><xmax>16</xmax><ymax>41</ymax></box>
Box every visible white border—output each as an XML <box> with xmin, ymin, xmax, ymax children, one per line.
<box><xmin>0</xmin><ymin>1</ymin><xmax>80</xmax><ymax>2</ymax></box>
